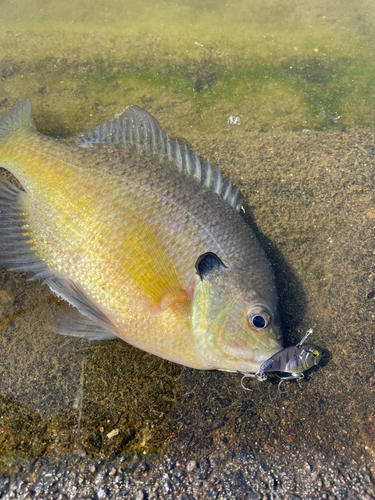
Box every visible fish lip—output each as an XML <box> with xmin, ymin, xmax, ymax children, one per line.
<box><xmin>253</xmin><ymin>344</ymin><xmax>283</xmax><ymax>363</ymax></box>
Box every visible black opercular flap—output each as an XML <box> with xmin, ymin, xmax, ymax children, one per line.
<box><xmin>195</xmin><ymin>252</ymin><xmax>227</xmax><ymax>281</ymax></box>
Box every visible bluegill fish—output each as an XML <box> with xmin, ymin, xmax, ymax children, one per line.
<box><xmin>0</xmin><ymin>99</ymin><xmax>283</xmax><ymax>374</ymax></box>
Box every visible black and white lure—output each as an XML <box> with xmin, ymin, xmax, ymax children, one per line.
<box><xmin>241</xmin><ymin>329</ymin><xmax>322</xmax><ymax>392</ymax></box>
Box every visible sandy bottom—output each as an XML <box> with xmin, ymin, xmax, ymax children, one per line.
<box><xmin>0</xmin><ymin>123</ymin><xmax>374</xmax><ymax>497</ymax></box>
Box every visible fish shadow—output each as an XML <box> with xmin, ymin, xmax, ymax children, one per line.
<box><xmin>241</xmin><ymin>204</ymin><xmax>307</xmax><ymax>346</ymax></box>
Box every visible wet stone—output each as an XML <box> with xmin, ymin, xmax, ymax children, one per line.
<box><xmin>245</xmin><ymin>493</ymin><xmax>262</xmax><ymax>500</ymax></box>
<box><xmin>163</xmin><ymin>480</ymin><xmax>173</xmax><ymax>493</ymax></box>
<box><xmin>197</xmin><ymin>458</ymin><xmax>211</xmax><ymax>480</ymax></box>
<box><xmin>135</xmin><ymin>462</ymin><xmax>149</xmax><ymax>474</ymax></box>
<box><xmin>166</xmin><ymin>460</ymin><xmax>175</xmax><ymax>471</ymax></box>
<box><xmin>186</xmin><ymin>461</ymin><xmax>197</xmax><ymax>473</ymax></box>
<box><xmin>76</xmin><ymin>485</ymin><xmax>96</xmax><ymax>497</ymax></box>
<box><xmin>239</xmin><ymin>446</ymin><xmax>255</xmax><ymax>464</ymax></box>
<box><xmin>94</xmin><ymin>470</ymin><xmax>108</xmax><ymax>485</ymax></box>
<box><xmin>135</xmin><ymin>490</ymin><xmax>146</xmax><ymax>500</ymax></box>
<box><xmin>233</xmin><ymin>470</ymin><xmax>247</xmax><ymax>488</ymax></box>
<box><xmin>170</xmin><ymin>474</ymin><xmax>181</xmax><ymax>486</ymax></box>
<box><xmin>97</xmin><ymin>487</ymin><xmax>110</xmax><ymax>498</ymax></box>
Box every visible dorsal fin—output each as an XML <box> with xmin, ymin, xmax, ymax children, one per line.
<box><xmin>73</xmin><ymin>106</ymin><xmax>243</xmax><ymax>212</ymax></box>
<box><xmin>0</xmin><ymin>98</ymin><xmax>35</xmax><ymax>145</ymax></box>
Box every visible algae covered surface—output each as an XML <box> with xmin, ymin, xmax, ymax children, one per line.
<box><xmin>0</xmin><ymin>0</ymin><xmax>375</xmax><ymax>497</ymax></box>
<box><xmin>1</xmin><ymin>0</ymin><xmax>375</xmax><ymax>135</ymax></box>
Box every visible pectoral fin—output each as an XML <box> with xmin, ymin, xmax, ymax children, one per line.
<box><xmin>117</xmin><ymin>207</ymin><xmax>185</xmax><ymax>308</ymax></box>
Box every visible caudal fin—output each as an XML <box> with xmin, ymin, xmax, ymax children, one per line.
<box><xmin>0</xmin><ymin>98</ymin><xmax>35</xmax><ymax>144</ymax></box>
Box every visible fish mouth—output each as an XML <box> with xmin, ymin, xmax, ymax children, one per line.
<box><xmin>253</xmin><ymin>344</ymin><xmax>283</xmax><ymax>363</ymax></box>
<box><xmin>235</xmin><ymin>345</ymin><xmax>283</xmax><ymax>375</ymax></box>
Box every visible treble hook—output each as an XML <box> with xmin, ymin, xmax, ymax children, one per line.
<box><xmin>276</xmin><ymin>373</ymin><xmax>305</xmax><ymax>393</ymax></box>
<box><xmin>240</xmin><ymin>371</ymin><xmax>267</xmax><ymax>391</ymax></box>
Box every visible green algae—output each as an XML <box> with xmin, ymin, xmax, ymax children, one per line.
<box><xmin>1</xmin><ymin>0</ymin><xmax>375</xmax><ymax>134</ymax></box>
<box><xmin>0</xmin><ymin>263</ymin><xmax>181</xmax><ymax>469</ymax></box>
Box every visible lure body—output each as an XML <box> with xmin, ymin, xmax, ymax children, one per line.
<box><xmin>259</xmin><ymin>343</ymin><xmax>322</xmax><ymax>375</ymax></box>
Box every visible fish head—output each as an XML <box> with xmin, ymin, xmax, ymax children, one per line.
<box><xmin>191</xmin><ymin>253</ymin><xmax>283</xmax><ymax>373</ymax></box>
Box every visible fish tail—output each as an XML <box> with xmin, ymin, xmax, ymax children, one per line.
<box><xmin>0</xmin><ymin>98</ymin><xmax>35</xmax><ymax>146</ymax></box>
<box><xmin>0</xmin><ymin>99</ymin><xmax>49</xmax><ymax>280</ymax></box>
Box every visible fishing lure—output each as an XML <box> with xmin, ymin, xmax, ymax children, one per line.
<box><xmin>241</xmin><ymin>329</ymin><xmax>322</xmax><ymax>392</ymax></box>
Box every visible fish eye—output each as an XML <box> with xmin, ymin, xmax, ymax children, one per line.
<box><xmin>247</xmin><ymin>307</ymin><xmax>271</xmax><ymax>331</ymax></box>
<box><xmin>312</xmin><ymin>350</ymin><xmax>320</xmax><ymax>358</ymax></box>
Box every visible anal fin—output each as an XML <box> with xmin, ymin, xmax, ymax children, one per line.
<box><xmin>44</xmin><ymin>277</ymin><xmax>118</xmax><ymax>340</ymax></box>
<box><xmin>52</xmin><ymin>304</ymin><xmax>117</xmax><ymax>341</ymax></box>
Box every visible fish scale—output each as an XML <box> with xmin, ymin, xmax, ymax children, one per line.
<box><xmin>0</xmin><ymin>99</ymin><xmax>283</xmax><ymax>374</ymax></box>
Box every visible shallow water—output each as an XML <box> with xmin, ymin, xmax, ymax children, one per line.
<box><xmin>1</xmin><ymin>0</ymin><xmax>375</xmax><ymax>498</ymax></box>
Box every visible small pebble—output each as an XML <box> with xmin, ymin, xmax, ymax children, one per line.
<box><xmin>0</xmin><ymin>289</ymin><xmax>14</xmax><ymax>306</ymax></box>
<box><xmin>228</xmin><ymin>115</ymin><xmax>241</xmax><ymax>126</ymax></box>
<box><xmin>186</xmin><ymin>460</ymin><xmax>197</xmax><ymax>472</ymax></box>
<box><xmin>106</xmin><ymin>429</ymin><xmax>119</xmax><ymax>439</ymax></box>
<box><xmin>108</xmin><ymin>467</ymin><xmax>117</xmax><ymax>477</ymax></box>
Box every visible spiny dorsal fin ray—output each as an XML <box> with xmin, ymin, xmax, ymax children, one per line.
<box><xmin>0</xmin><ymin>98</ymin><xmax>35</xmax><ymax>145</ymax></box>
<box><xmin>73</xmin><ymin>105</ymin><xmax>242</xmax><ymax>212</ymax></box>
